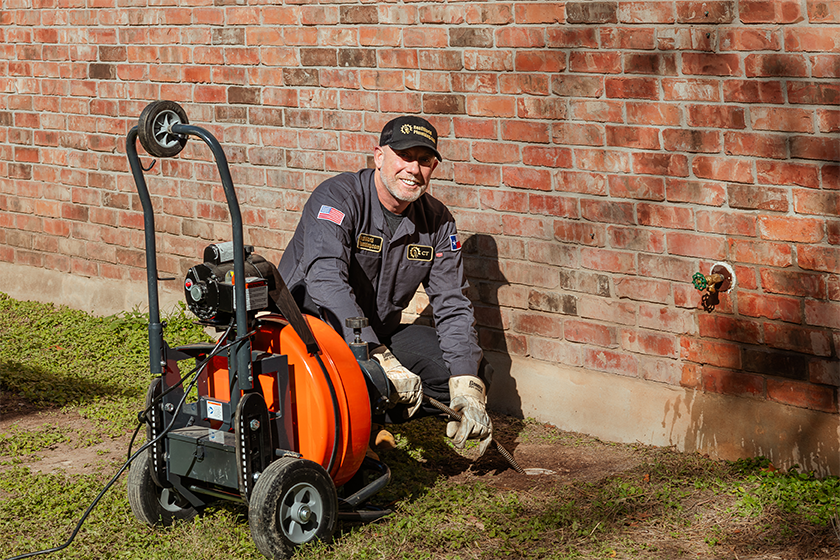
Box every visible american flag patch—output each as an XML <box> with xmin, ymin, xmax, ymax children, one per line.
<box><xmin>449</xmin><ymin>234</ymin><xmax>461</xmax><ymax>251</ymax></box>
<box><xmin>317</xmin><ymin>205</ymin><xmax>345</xmax><ymax>226</ymax></box>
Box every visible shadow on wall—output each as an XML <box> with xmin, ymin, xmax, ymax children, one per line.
<box><xmin>462</xmin><ymin>234</ymin><xmax>522</xmax><ymax>418</ymax></box>
<box><xmin>663</xmin><ymin>382</ymin><xmax>840</xmax><ymax>476</ymax></box>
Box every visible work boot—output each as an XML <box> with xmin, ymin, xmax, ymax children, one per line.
<box><xmin>369</xmin><ymin>423</ymin><xmax>396</xmax><ymax>453</ymax></box>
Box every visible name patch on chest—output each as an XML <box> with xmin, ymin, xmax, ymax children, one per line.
<box><xmin>406</xmin><ymin>244</ymin><xmax>433</xmax><ymax>261</ymax></box>
<box><xmin>357</xmin><ymin>233</ymin><xmax>383</xmax><ymax>253</ymax></box>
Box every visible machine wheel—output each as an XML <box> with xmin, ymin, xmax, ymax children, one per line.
<box><xmin>137</xmin><ymin>100</ymin><xmax>189</xmax><ymax>158</ymax></box>
<box><xmin>249</xmin><ymin>457</ymin><xmax>338</xmax><ymax>560</ymax></box>
<box><xmin>127</xmin><ymin>448</ymin><xmax>197</xmax><ymax>527</ymax></box>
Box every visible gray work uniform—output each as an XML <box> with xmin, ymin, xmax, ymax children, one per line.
<box><xmin>278</xmin><ymin>168</ymin><xmax>482</xmax><ymax>379</ymax></box>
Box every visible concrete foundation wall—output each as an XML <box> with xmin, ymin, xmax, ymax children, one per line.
<box><xmin>487</xmin><ymin>351</ymin><xmax>840</xmax><ymax>476</ymax></box>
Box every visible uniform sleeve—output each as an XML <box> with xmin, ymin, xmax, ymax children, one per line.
<box><xmin>425</xmin><ymin>219</ymin><xmax>482</xmax><ymax>378</ymax></box>
<box><xmin>297</xmin><ymin>186</ymin><xmax>381</xmax><ymax>345</ymax></box>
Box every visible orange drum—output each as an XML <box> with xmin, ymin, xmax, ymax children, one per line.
<box><xmin>203</xmin><ymin>314</ymin><xmax>371</xmax><ymax>487</ymax></box>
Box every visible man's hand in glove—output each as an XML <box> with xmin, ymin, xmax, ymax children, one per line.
<box><xmin>445</xmin><ymin>376</ymin><xmax>492</xmax><ymax>457</ymax></box>
<box><xmin>371</xmin><ymin>345</ymin><xmax>423</xmax><ymax>417</ymax></box>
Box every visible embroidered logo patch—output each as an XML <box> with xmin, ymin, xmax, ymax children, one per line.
<box><xmin>357</xmin><ymin>233</ymin><xmax>383</xmax><ymax>253</ymax></box>
<box><xmin>317</xmin><ymin>205</ymin><xmax>345</xmax><ymax>226</ymax></box>
<box><xmin>449</xmin><ymin>234</ymin><xmax>461</xmax><ymax>251</ymax></box>
<box><xmin>407</xmin><ymin>244</ymin><xmax>433</xmax><ymax>261</ymax></box>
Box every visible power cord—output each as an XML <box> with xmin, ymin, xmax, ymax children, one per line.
<box><xmin>4</xmin><ymin>325</ymin><xmax>239</xmax><ymax>560</ymax></box>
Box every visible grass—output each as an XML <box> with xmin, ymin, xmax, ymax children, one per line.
<box><xmin>1</xmin><ymin>292</ymin><xmax>840</xmax><ymax>559</ymax></box>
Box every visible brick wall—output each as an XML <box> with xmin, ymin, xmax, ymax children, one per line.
<box><xmin>2</xmin><ymin>1</ymin><xmax>840</xmax><ymax>417</ymax></box>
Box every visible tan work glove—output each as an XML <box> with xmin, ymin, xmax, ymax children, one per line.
<box><xmin>371</xmin><ymin>345</ymin><xmax>423</xmax><ymax>418</ymax></box>
<box><xmin>445</xmin><ymin>376</ymin><xmax>492</xmax><ymax>457</ymax></box>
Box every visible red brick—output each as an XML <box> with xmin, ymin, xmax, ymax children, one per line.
<box><xmin>657</xmin><ymin>28</ymin><xmax>716</xmax><ymax>51</ymax></box>
<box><xmin>696</xmin><ymin>210</ymin><xmax>756</xmax><ymax>236</ymax></box>
<box><xmin>552</xmin><ymin>75</ymin><xmax>604</xmax><ymax>98</ymax></box>
<box><xmin>633</xmin><ymin>153</ymin><xmax>689</xmax><ymax>177</ymax></box>
<box><xmin>624</xmin><ymin>53</ymin><xmax>677</xmax><ymax>75</ymax></box>
<box><xmin>738</xmin><ymin>292</ymin><xmax>801</xmax><ymax>323</ymax></box>
<box><xmin>500</xmin><ymin>74</ymin><xmax>550</xmax><ymax>96</ymax></box>
<box><xmin>515</xmin><ymin>2</ymin><xmax>565</xmax><ymax>23</ymax></box>
<box><xmin>681</xmin><ymin>337</ymin><xmax>741</xmax><ymax>369</ymax></box>
<box><xmin>640</xmin><ymin>303</ymin><xmax>695</xmax><ymax>333</ymax></box>
<box><xmin>724</xmin><ymin>132</ymin><xmax>787</xmax><ymax>160</ymax></box>
<box><xmin>687</xmin><ymin>104</ymin><xmax>746</xmax><ymax>129</ymax></box>
<box><xmin>761</xmin><ymin>268</ymin><xmax>826</xmax><ymax>299</ymax></box>
<box><xmin>746</xmin><ymin>54</ymin><xmax>808</xmax><ymax>78</ymax></box>
<box><xmin>791</xmin><ymin>136</ymin><xmax>840</xmax><ymax>162</ymax></box>
<box><xmin>581</xmin><ymin>247</ymin><xmax>636</xmax><ymax>273</ymax></box>
<box><xmin>765</xmin><ymin>323</ymin><xmax>832</xmax><ymax>357</ymax></box>
<box><xmin>583</xmin><ymin>347</ymin><xmax>638</xmax><ymax>377</ymax></box>
<box><xmin>556</xmin><ymin>171</ymin><xmax>608</xmax><ymax>195</ymax></box>
<box><xmin>702</xmin><ymin>366</ymin><xmax>764</xmax><ymax>398</ymax></box>
<box><xmin>502</xmin><ymin>166</ymin><xmax>553</xmax><ymax>191</ymax></box>
<box><xmin>666</xmin><ymin>179</ymin><xmax>726</xmax><ymax>206</ymax></box>
<box><xmin>626</xmin><ymin>102</ymin><xmax>682</xmax><ymax>126</ymax></box>
<box><xmin>517</xmin><ymin>97</ymin><xmax>566</xmax><ymax>120</ymax></box>
<box><xmin>554</xmin><ymin>219</ymin><xmax>606</xmax><ymax>246</ymax></box>
<box><xmin>759</xmin><ymin>215</ymin><xmax>824</xmax><ymax>243</ymax></box>
<box><xmin>806</xmin><ymin>299</ymin><xmax>840</xmax><ymax>328</ymax></box>
<box><xmin>740</xmin><ymin>0</ymin><xmax>803</xmax><ymax>23</ymax></box>
<box><xmin>618</xmin><ymin>2</ymin><xmax>675</xmax><ymax>23</ymax></box>
<box><xmin>788</xmin><ymin>82</ymin><xmax>840</xmax><ymax>106</ymax></box>
<box><xmin>601</xmin><ymin>27</ymin><xmax>657</xmax><ymax>50</ymax></box>
<box><xmin>677</xmin><ymin>1</ymin><xmax>736</xmax><ymax>23</ymax></box>
<box><xmin>608</xmin><ymin>175</ymin><xmax>665</xmax><ymax>201</ymax></box>
<box><xmin>793</xmin><ymin>189</ymin><xmax>840</xmax><ymax>217</ymax></box>
<box><xmin>785</xmin><ymin>27</ymin><xmax>840</xmax><ymax>53</ymax></box>
<box><xmin>800</xmin><ymin>245</ymin><xmax>840</xmax><ymax>275</ymax></box>
<box><xmin>667</xmin><ymin>232</ymin><xmax>727</xmax><ymax>259</ymax></box>
<box><xmin>723</xmin><ymin>80</ymin><xmax>785</xmax><ymax>104</ymax></box>
<box><xmin>728</xmin><ymin>184</ymin><xmax>788</xmax><ymax>212</ymax></box>
<box><xmin>575</xmin><ymin>148</ymin><xmax>631</xmax><ymax>173</ymax></box>
<box><xmin>514</xmin><ymin>50</ymin><xmax>565</xmax><ymax>73</ymax></box>
<box><xmin>812</xmin><ymin>55</ymin><xmax>840</xmax><ymax>78</ymax></box>
<box><xmin>720</xmin><ymin>28</ymin><xmax>782</xmax><ymax>51</ymax></box>
<box><xmin>512</xmin><ymin>311</ymin><xmax>563</xmax><ymax>338</ymax></box>
<box><xmin>638</xmin><ymin>254</ymin><xmax>695</xmax><ymax>282</ymax></box>
<box><xmin>581</xmin><ymin>198</ymin><xmax>635</xmax><ymax>224</ymax></box>
<box><xmin>605</xmin><ymin>77</ymin><xmax>659</xmax><ymax>100</ymax></box>
<box><xmin>615</xmin><ymin>276</ymin><xmax>670</xmax><ymax>303</ymax></box>
<box><xmin>606</xmin><ymin>125</ymin><xmax>660</xmax><ymax>150</ymax></box>
<box><xmin>622</xmin><ymin>329</ymin><xmax>678</xmax><ymax>357</ymax></box>
<box><xmin>522</xmin><ymin>146</ymin><xmax>573</xmax><ymax>168</ymax></box>
<box><xmin>729</xmin><ymin>238</ymin><xmax>792</xmax><ymax>267</ymax></box>
<box><xmin>552</xmin><ymin>122</ymin><xmax>604</xmax><ymax>146</ymax></box>
<box><xmin>693</xmin><ymin>156</ymin><xmax>753</xmax><ymax>184</ymax></box>
<box><xmin>699</xmin><ymin>313</ymin><xmax>762</xmax><ymax>345</ymax></box>
<box><xmin>825</xmin><ymin>166</ymin><xmax>840</xmax><ymax>190</ymax></box>
<box><xmin>569</xmin><ymin>51</ymin><xmax>622</xmax><ymax>74</ymax></box>
<box><xmin>767</xmin><ymin>379</ymin><xmax>836</xmax><ymax>413</ymax></box>
<box><xmin>546</xmin><ymin>27</ymin><xmax>599</xmax><ymax>48</ymax></box>
<box><xmin>682</xmin><ymin>53</ymin><xmax>741</xmax><ymax>76</ymax></box>
<box><xmin>570</xmin><ymin>100</ymin><xmax>624</xmax><ymax>123</ymax></box>
<box><xmin>564</xmin><ymin>319</ymin><xmax>616</xmax><ymax>347</ymax></box>
<box><xmin>819</xmin><ymin>109</ymin><xmax>840</xmax><ymax>133</ymax></box>
<box><xmin>609</xmin><ymin>226</ymin><xmax>665</xmax><ymax>252</ymax></box>
<box><xmin>502</xmin><ymin>121</ymin><xmax>550</xmax><ymax>143</ymax></box>
<box><xmin>581</xmin><ymin>296</ymin><xmax>636</xmax><ymax>325</ymax></box>
<box><xmin>662</xmin><ymin>78</ymin><xmax>720</xmax><ymax>102</ymax></box>
<box><xmin>480</xmin><ymin>190</ymin><xmax>528</xmax><ymax>213</ymax></box>
<box><xmin>637</xmin><ymin>203</ymin><xmax>694</xmax><ymax>230</ymax></box>
<box><xmin>453</xmin><ymin>117</ymin><xmax>497</xmax><ymax>139</ymax></box>
<box><xmin>464</xmin><ymin>50</ymin><xmax>513</xmax><ymax>72</ymax></box>
<box><xmin>751</xmin><ymin>107</ymin><xmax>814</xmax><ymax>133</ymax></box>
<box><xmin>662</xmin><ymin>129</ymin><xmax>721</xmax><ymax>153</ymax></box>
<box><xmin>530</xmin><ymin>194</ymin><xmax>579</xmax><ymax>218</ymax></box>
<box><xmin>453</xmin><ymin>163</ymin><xmax>500</xmax><ymax>186</ymax></box>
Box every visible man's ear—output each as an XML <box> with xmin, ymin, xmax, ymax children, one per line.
<box><xmin>373</xmin><ymin>145</ymin><xmax>384</xmax><ymax>169</ymax></box>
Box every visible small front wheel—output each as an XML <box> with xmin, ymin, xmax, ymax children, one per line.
<box><xmin>249</xmin><ymin>457</ymin><xmax>338</xmax><ymax>560</ymax></box>
<box><xmin>137</xmin><ymin>100</ymin><xmax>189</xmax><ymax>158</ymax></box>
<box><xmin>127</xmin><ymin>447</ymin><xmax>197</xmax><ymax>527</ymax></box>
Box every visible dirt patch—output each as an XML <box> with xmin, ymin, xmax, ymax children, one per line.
<box><xmin>0</xmin><ymin>391</ymin><xmax>133</xmax><ymax>476</ymax></box>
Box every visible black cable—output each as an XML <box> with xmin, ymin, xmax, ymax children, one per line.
<box><xmin>4</xmin><ymin>325</ymin><xmax>242</xmax><ymax>560</ymax></box>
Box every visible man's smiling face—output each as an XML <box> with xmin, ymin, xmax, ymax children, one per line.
<box><xmin>374</xmin><ymin>144</ymin><xmax>439</xmax><ymax>214</ymax></box>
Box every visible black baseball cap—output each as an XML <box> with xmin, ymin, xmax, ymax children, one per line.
<box><xmin>379</xmin><ymin>116</ymin><xmax>442</xmax><ymax>161</ymax></box>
